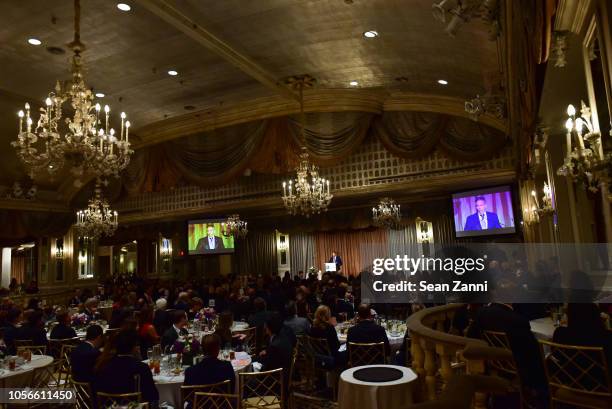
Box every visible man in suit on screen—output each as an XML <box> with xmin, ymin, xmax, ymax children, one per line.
<box><xmin>463</xmin><ymin>196</ymin><xmax>502</xmax><ymax>231</ymax></box>
<box><xmin>195</xmin><ymin>224</ymin><xmax>225</xmax><ymax>253</ymax></box>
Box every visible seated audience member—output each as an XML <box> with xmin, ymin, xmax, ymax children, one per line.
<box><xmin>214</xmin><ymin>311</ymin><xmax>245</xmax><ymax>348</ymax></box>
<box><xmin>138</xmin><ymin>306</ymin><xmax>160</xmax><ymax>356</ymax></box>
<box><xmin>153</xmin><ymin>298</ymin><xmax>170</xmax><ymax>336</ymax></box>
<box><xmin>473</xmin><ymin>303</ymin><xmax>547</xmax><ymax>395</ymax></box>
<box><xmin>283</xmin><ymin>301</ymin><xmax>310</xmax><ymax>336</ymax></box>
<box><xmin>161</xmin><ymin>310</ymin><xmax>188</xmax><ymax>351</ymax></box>
<box><xmin>50</xmin><ymin>309</ymin><xmax>77</xmax><ymax>339</ymax></box>
<box><xmin>248</xmin><ymin>297</ymin><xmax>271</xmax><ymax>352</ymax></box>
<box><xmin>93</xmin><ymin>329</ymin><xmax>159</xmax><ymax>404</ymax></box>
<box><xmin>187</xmin><ymin>297</ymin><xmax>204</xmax><ymax>321</ymax></box>
<box><xmin>553</xmin><ymin>303</ymin><xmax>612</xmax><ymax>367</ymax></box>
<box><xmin>71</xmin><ymin>325</ymin><xmax>104</xmax><ymax>383</ymax></box>
<box><xmin>347</xmin><ymin>304</ymin><xmax>390</xmax><ymax>356</ymax></box>
<box><xmin>17</xmin><ymin>309</ymin><xmax>48</xmax><ymax>348</ymax></box>
<box><xmin>2</xmin><ymin>307</ymin><xmax>22</xmax><ymax>355</ymax></box>
<box><xmin>258</xmin><ymin>314</ymin><xmax>293</xmax><ymax>376</ymax></box>
<box><xmin>82</xmin><ymin>298</ymin><xmax>100</xmax><ymax>321</ymax></box>
<box><xmin>26</xmin><ymin>298</ymin><xmax>42</xmax><ymax>311</ymax></box>
<box><xmin>309</xmin><ymin>305</ymin><xmax>342</xmax><ymax>361</ymax></box>
<box><xmin>174</xmin><ymin>292</ymin><xmax>190</xmax><ymax>311</ymax></box>
<box><xmin>334</xmin><ymin>286</ymin><xmax>354</xmax><ymax>321</ymax></box>
<box><xmin>69</xmin><ymin>289</ymin><xmax>83</xmax><ymax>307</ymax></box>
<box><xmin>184</xmin><ymin>334</ymin><xmax>235</xmax><ymax>407</ymax></box>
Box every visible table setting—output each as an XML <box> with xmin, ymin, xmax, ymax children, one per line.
<box><xmin>0</xmin><ymin>354</ymin><xmax>54</xmax><ymax>386</ymax></box>
<box><xmin>336</xmin><ymin>318</ymin><xmax>407</xmax><ymax>352</ymax></box>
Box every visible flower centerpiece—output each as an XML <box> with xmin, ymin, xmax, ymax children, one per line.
<box><xmin>173</xmin><ymin>334</ymin><xmax>201</xmax><ymax>366</ymax></box>
<box><xmin>71</xmin><ymin>312</ymin><xmax>90</xmax><ymax>329</ymax></box>
<box><xmin>194</xmin><ymin>307</ymin><xmax>216</xmax><ymax>322</ymax></box>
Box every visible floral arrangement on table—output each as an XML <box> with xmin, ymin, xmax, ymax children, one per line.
<box><xmin>173</xmin><ymin>334</ymin><xmax>201</xmax><ymax>366</ymax></box>
<box><xmin>194</xmin><ymin>307</ymin><xmax>216</xmax><ymax>321</ymax></box>
<box><xmin>71</xmin><ymin>312</ymin><xmax>90</xmax><ymax>329</ymax></box>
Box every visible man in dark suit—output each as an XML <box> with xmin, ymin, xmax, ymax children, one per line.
<box><xmin>17</xmin><ymin>310</ymin><xmax>48</xmax><ymax>349</ymax></box>
<box><xmin>49</xmin><ymin>310</ymin><xmax>77</xmax><ymax>340</ymax></box>
<box><xmin>258</xmin><ymin>314</ymin><xmax>293</xmax><ymax>390</ymax></box>
<box><xmin>347</xmin><ymin>304</ymin><xmax>390</xmax><ymax>357</ymax></box>
<box><xmin>93</xmin><ymin>329</ymin><xmax>159</xmax><ymax>405</ymax></box>
<box><xmin>328</xmin><ymin>251</ymin><xmax>343</xmax><ymax>272</ymax></box>
<box><xmin>160</xmin><ymin>310</ymin><xmax>188</xmax><ymax>351</ymax></box>
<box><xmin>463</xmin><ymin>196</ymin><xmax>502</xmax><ymax>231</ymax></box>
<box><xmin>184</xmin><ymin>334</ymin><xmax>235</xmax><ymax>407</ymax></box>
<box><xmin>195</xmin><ymin>224</ymin><xmax>225</xmax><ymax>253</ymax></box>
<box><xmin>70</xmin><ymin>325</ymin><xmax>104</xmax><ymax>383</ymax></box>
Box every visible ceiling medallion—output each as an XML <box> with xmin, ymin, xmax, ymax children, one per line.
<box><xmin>281</xmin><ymin>75</ymin><xmax>333</xmax><ymax>217</ymax></box>
<box><xmin>12</xmin><ymin>0</ymin><xmax>133</xmax><ymax>182</ymax></box>
<box><xmin>372</xmin><ymin>197</ymin><xmax>402</xmax><ymax>229</ymax></box>
<box><xmin>75</xmin><ymin>180</ymin><xmax>118</xmax><ymax>239</ymax></box>
<box><xmin>221</xmin><ymin>214</ymin><xmax>248</xmax><ymax>239</ymax></box>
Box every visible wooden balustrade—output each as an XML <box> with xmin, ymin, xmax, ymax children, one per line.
<box><xmin>3</xmin><ymin>286</ymin><xmax>95</xmax><ymax>308</ymax></box>
<box><xmin>406</xmin><ymin>304</ymin><xmax>511</xmax><ymax>408</ymax></box>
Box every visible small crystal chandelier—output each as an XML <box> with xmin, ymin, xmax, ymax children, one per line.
<box><xmin>75</xmin><ymin>182</ymin><xmax>118</xmax><ymax>238</ymax></box>
<box><xmin>372</xmin><ymin>197</ymin><xmax>401</xmax><ymax>228</ymax></box>
<box><xmin>221</xmin><ymin>214</ymin><xmax>248</xmax><ymax>239</ymax></box>
<box><xmin>281</xmin><ymin>75</ymin><xmax>332</xmax><ymax>217</ymax></box>
<box><xmin>12</xmin><ymin>0</ymin><xmax>133</xmax><ymax>181</ymax></box>
<box><xmin>557</xmin><ymin>102</ymin><xmax>611</xmax><ymax>192</ymax></box>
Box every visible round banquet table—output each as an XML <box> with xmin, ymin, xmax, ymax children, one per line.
<box><xmin>530</xmin><ymin>317</ymin><xmax>556</xmax><ymax>341</ymax></box>
<box><xmin>151</xmin><ymin>352</ymin><xmax>252</xmax><ymax>409</ymax></box>
<box><xmin>338</xmin><ymin>365</ymin><xmax>417</xmax><ymax>409</ymax></box>
<box><xmin>47</xmin><ymin>323</ymin><xmax>110</xmax><ymax>339</ymax></box>
<box><xmin>0</xmin><ymin>355</ymin><xmax>54</xmax><ymax>388</ymax></box>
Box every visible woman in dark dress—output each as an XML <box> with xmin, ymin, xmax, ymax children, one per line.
<box><xmin>309</xmin><ymin>305</ymin><xmax>346</xmax><ymax>366</ymax></box>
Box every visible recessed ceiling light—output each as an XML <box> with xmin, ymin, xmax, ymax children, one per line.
<box><xmin>349</xmin><ymin>80</ymin><xmax>359</xmax><ymax>86</ymax></box>
<box><xmin>28</xmin><ymin>38</ymin><xmax>42</xmax><ymax>46</ymax></box>
<box><xmin>438</xmin><ymin>79</ymin><xmax>448</xmax><ymax>85</ymax></box>
<box><xmin>363</xmin><ymin>30</ymin><xmax>378</xmax><ymax>38</ymax></box>
<box><xmin>117</xmin><ymin>3</ymin><xmax>131</xmax><ymax>11</ymax></box>
<box><xmin>167</xmin><ymin>70</ymin><xmax>178</xmax><ymax>76</ymax></box>
<box><xmin>95</xmin><ymin>92</ymin><xmax>105</xmax><ymax>98</ymax></box>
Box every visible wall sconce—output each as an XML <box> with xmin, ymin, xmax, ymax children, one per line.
<box><xmin>277</xmin><ymin>235</ymin><xmax>289</xmax><ymax>251</ymax></box>
<box><xmin>525</xmin><ymin>182</ymin><xmax>555</xmax><ymax>226</ymax></box>
<box><xmin>160</xmin><ymin>238</ymin><xmax>172</xmax><ymax>258</ymax></box>
<box><xmin>78</xmin><ymin>251</ymin><xmax>87</xmax><ymax>264</ymax></box>
<box><xmin>55</xmin><ymin>239</ymin><xmax>64</xmax><ymax>259</ymax></box>
<box><xmin>415</xmin><ymin>217</ymin><xmax>434</xmax><ymax>244</ymax></box>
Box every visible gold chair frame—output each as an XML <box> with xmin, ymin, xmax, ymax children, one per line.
<box><xmin>347</xmin><ymin>342</ymin><xmax>386</xmax><ymax>367</ymax></box>
<box><xmin>96</xmin><ymin>391</ymin><xmax>141</xmax><ymax>409</ymax></box>
<box><xmin>194</xmin><ymin>392</ymin><xmax>239</xmax><ymax>409</ymax></box>
<box><xmin>239</xmin><ymin>367</ymin><xmax>285</xmax><ymax>409</ymax></box>
<box><xmin>71</xmin><ymin>377</ymin><xmax>93</xmax><ymax>409</ymax></box>
<box><xmin>540</xmin><ymin>340</ymin><xmax>612</xmax><ymax>409</ymax></box>
<box><xmin>181</xmin><ymin>379</ymin><xmax>232</xmax><ymax>408</ymax></box>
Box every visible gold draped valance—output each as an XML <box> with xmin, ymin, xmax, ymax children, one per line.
<box><xmin>121</xmin><ymin>111</ymin><xmax>507</xmax><ymax>195</ymax></box>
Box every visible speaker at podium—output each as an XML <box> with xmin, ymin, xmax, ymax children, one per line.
<box><xmin>324</xmin><ymin>262</ymin><xmax>337</xmax><ymax>272</ymax></box>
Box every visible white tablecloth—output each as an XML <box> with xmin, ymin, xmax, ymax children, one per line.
<box><xmin>152</xmin><ymin>352</ymin><xmax>252</xmax><ymax>409</ymax></box>
<box><xmin>0</xmin><ymin>355</ymin><xmax>54</xmax><ymax>387</ymax></box>
<box><xmin>530</xmin><ymin>317</ymin><xmax>556</xmax><ymax>341</ymax></box>
<box><xmin>338</xmin><ymin>365</ymin><xmax>417</xmax><ymax>409</ymax></box>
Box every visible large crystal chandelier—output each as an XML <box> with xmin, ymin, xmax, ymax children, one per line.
<box><xmin>557</xmin><ymin>101</ymin><xmax>611</xmax><ymax>193</ymax></box>
<box><xmin>221</xmin><ymin>214</ymin><xmax>248</xmax><ymax>239</ymax></box>
<box><xmin>281</xmin><ymin>75</ymin><xmax>332</xmax><ymax>217</ymax></box>
<box><xmin>372</xmin><ymin>197</ymin><xmax>401</xmax><ymax>228</ymax></box>
<box><xmin>12</xmin><ymin>0</ymin><xmax>133</xmax><ymax>181</ymax></box>
<box><xmin>75</xmin><ymin>182</ymin><xmax>118</xmax><ymax>238</ymax></box>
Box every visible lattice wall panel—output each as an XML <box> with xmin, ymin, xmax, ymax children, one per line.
<box><xmin>117</xmin><ymin>138</ymin><xmax>514</xmax><ymax>214</ymax></box>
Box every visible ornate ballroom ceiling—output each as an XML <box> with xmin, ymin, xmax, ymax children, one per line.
<box><xmin>0</xmin><ymin>0</ymin><xmax>503</xmax><ymax>193</ymax></box>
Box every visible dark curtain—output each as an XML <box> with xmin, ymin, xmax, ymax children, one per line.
<box><xmin>235</xmin><ymin>231</ymin><xmax>277</xmax><ymax>276</ymax></box>
<box><xmin>289</xmin><ymin>233</ymin><xmax>316</xmax><ymax>275</ymax></box>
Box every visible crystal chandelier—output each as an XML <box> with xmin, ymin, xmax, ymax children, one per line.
<box><xmin>75</xmin><ymin>182</ymin><xmax>118</xmax><ymax>238</ymax></box>
<box><xmin>221</xmin><ymin>214</ymin><xmax>248</xmax><ymax>239</ymax></box>
<box><xmin>281</xmin><ymin>75</ymin><xmax>332</xmax><ymax>217</ymax></box>
<box><xmin>372</xmin><ymin>197</ymin><xmax>401</xmax><ymax>228</ymax></box>
<box><xmin>557</xmin><ymin>102</ymin><xmax>611</xmax><ymax>193</ymax></box>
<box><xmin>12</xmin><ymin>0</ymin><xmax>133</xmax><ymax>181</ymax></box>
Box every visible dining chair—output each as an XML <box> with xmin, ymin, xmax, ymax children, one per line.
<box><xmin>96</xmin><ymin>391</ymin><xmax>141</xmax><ymax>409</ymax></box>
<box><xmin>347</xmin><ymin>342</ymin><xmax>386</xmax><ymax>367</ymax></box>
<box><xmin>71</xmin><ymin>377</ymin><xmax>94</xmax><ymax>409</ymax></box>
<box><xmin>306</xmin><ymin>336</ymin><xmax>338</xmax><ymax>396</ymax></box>
<box><xmin>539</xmin><ymin>340</ymin><xmax>611</xmax><ymax>409</ymax></box>
<box><xmin>194</xmin><ymin>392</ymin><xmax>239</xmax><ymax>409</ymax></box>
<box><xmin>49</xmin><ymin>336</ymin><xmax>81</xmax><ymax>358</ymax></box>
<box><xmin>239</xmin><ymin>367</ymin><xmax>284</xmax><ymax>409</ymax></box>
<box><xmin>180</xmin><ymin>379</ymin><xmax>232</xmax><ymax>409</ymax></box>
<box><xmin>17</xmin><ymin>344</ymin><xmax>47</xmax><ymax>356</ymax></box>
